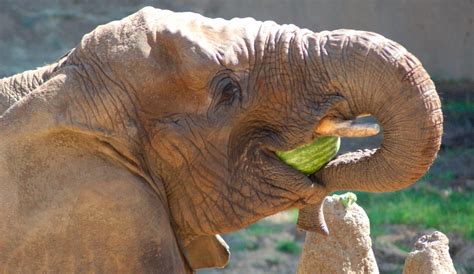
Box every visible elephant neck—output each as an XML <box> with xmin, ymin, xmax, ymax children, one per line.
<box><xmin>1</xmin><ymin>57</ymin><xmax>156</xmax><ymax>196</ymax></box>
<box><xmin>0</xmin><ymin>58</ymin><xmax>67</xmax><ymax>115</ymax></box>
<box><xmin>65</xmin><ymin>61</ymin><xmax>173</xmax><ymax>219</ymax></box>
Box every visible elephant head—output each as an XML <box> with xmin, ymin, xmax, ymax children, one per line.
<box><xmin>0</xmin><ymin>7</ymin><xmax>442</xmax><ymax>271</ymax></box>
<box><xmin>111</xmin><ymin>9</ymin><xmax>441</xmax><ymax>234</ymax></box>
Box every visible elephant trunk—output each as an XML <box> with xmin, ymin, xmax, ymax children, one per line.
<box><xmin>309</xmin><ymin>30</ymin><xmax>443</xmax><ymax>193</ymax></box>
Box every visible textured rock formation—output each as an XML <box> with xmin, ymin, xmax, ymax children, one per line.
<box><xmin>297</xmin><ymin>194</ymin><xmax>379</xmax><ymax>274</ymax></box>
<box><xmin>403</xmin><ymin>231</ymin><xmax>456</xmax><ymax>274</ymax></box>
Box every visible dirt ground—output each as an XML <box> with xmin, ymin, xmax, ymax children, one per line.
<box><xmin>199</xmin><ymin>221</ymin><xmax>474</xmax><ymax>274</ymax></box>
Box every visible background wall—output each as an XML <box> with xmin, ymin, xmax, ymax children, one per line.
<box><xmin>0</xmin><ymin>0</ymin><xmax>472</xmax><ymax>81</ymax></box>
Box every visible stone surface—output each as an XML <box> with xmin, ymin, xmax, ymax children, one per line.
<box><xmin>297</xmin><ymin>196</ymin><xmax>379</xmax><ymax>274</ymax></box>
<box><xmin>403</xmin><ymin>231</ymin><xmax>456</xmax><ymax>274</ymax></box>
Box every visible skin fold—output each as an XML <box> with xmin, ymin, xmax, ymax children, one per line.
<box><xmin>0</xmin><ymin>7</ymin><xmax>442</xmax><ymax>272</ymax></box>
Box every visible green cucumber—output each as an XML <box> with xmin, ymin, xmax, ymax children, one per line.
<box><xmin>332</xmin><ymin>192</ymin><xmax>357</xmax><ymax>208</ymax></box>
<box><xmin>276</xmin><ymin>136</ymin><xmax>340</xmax><ymax>175</ymax></box>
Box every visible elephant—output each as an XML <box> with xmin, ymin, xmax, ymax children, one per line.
<box><xmin>0</xmin><ymin>7</ymin><xmax>443</xmax><ymax>273</ymax></box>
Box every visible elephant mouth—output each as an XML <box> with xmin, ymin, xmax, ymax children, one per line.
<box><xmin>275</xmin><ymin>116</ymin><xmax>380</xmax><ymax>175</ymax></box>
<box><xmin>270</xmin><ymin>116</ymin><xmax>380</xmax><ymax>235</ymax></box>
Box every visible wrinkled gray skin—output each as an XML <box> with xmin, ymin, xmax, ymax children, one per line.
<box><xmin>0</xmin><ymin>7</ymin><xmax>442</xmax><ymax>272</ymax></box>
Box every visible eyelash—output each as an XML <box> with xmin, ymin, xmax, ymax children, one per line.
<box><xmin>216</xmin><ymin>78</ymin><xmax>241</xmax><ymax>107</ymax></box>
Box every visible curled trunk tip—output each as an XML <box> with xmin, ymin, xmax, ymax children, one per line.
<box><xmin>312</xmin><ymin>30</ymin><xmax>443</xmax><ymax>193</ymax></box>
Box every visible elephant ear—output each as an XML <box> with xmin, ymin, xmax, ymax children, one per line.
<box><xmin>184</xmin><ymin>235</ymin><xmax>230</xmax><ymax>269</ymax></box>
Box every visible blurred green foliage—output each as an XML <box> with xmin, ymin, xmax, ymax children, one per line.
<box><xmin>356</xmin><ymin>179</ymin><xmax>474</xmax><ymax>240</ymax></box>
<box><xmin>264</xmin><ymin>256</ymin><xmax>281</xmax><ymax>266</ymax></box>
<box><xmin>276</xmin><ymin>240</ymin><xmax>302</xmax><ymax>255</ymax></box>
<box><xmin>246</xmin><ymin>222</ymin><xmax>285</xmax><ymax>236</ymax></box>
<box><xmin>443</xmin><ymin>101</ymin><xmax>474</xmax><ymax>114</ymax></box>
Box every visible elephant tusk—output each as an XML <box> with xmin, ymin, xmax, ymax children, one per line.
<box><xmin>314</xmin><ymin>117</ymin><xmax>380</xmax><ymax>137</ymax></box>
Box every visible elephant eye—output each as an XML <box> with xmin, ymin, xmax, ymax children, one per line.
<box><xmin>216</xmin><ymin>78</ymin><xmax>241</xmax><ymax>107</ymax></box>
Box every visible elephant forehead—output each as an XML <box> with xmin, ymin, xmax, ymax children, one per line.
<box><xmin>141</xmin><ymin>7</ymin><xmax>262</xmax><ymax>71</ymax></box>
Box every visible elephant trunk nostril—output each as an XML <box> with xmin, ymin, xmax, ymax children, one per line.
<box><xmin>314</xmin><ymin>116</ymin><xmax>380</xmax><ymax>137</ymax></box>
<box><xmin>297</xmin><ymin>198</ymin><xmax>329</xmax><ymax>235</ymax></box>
